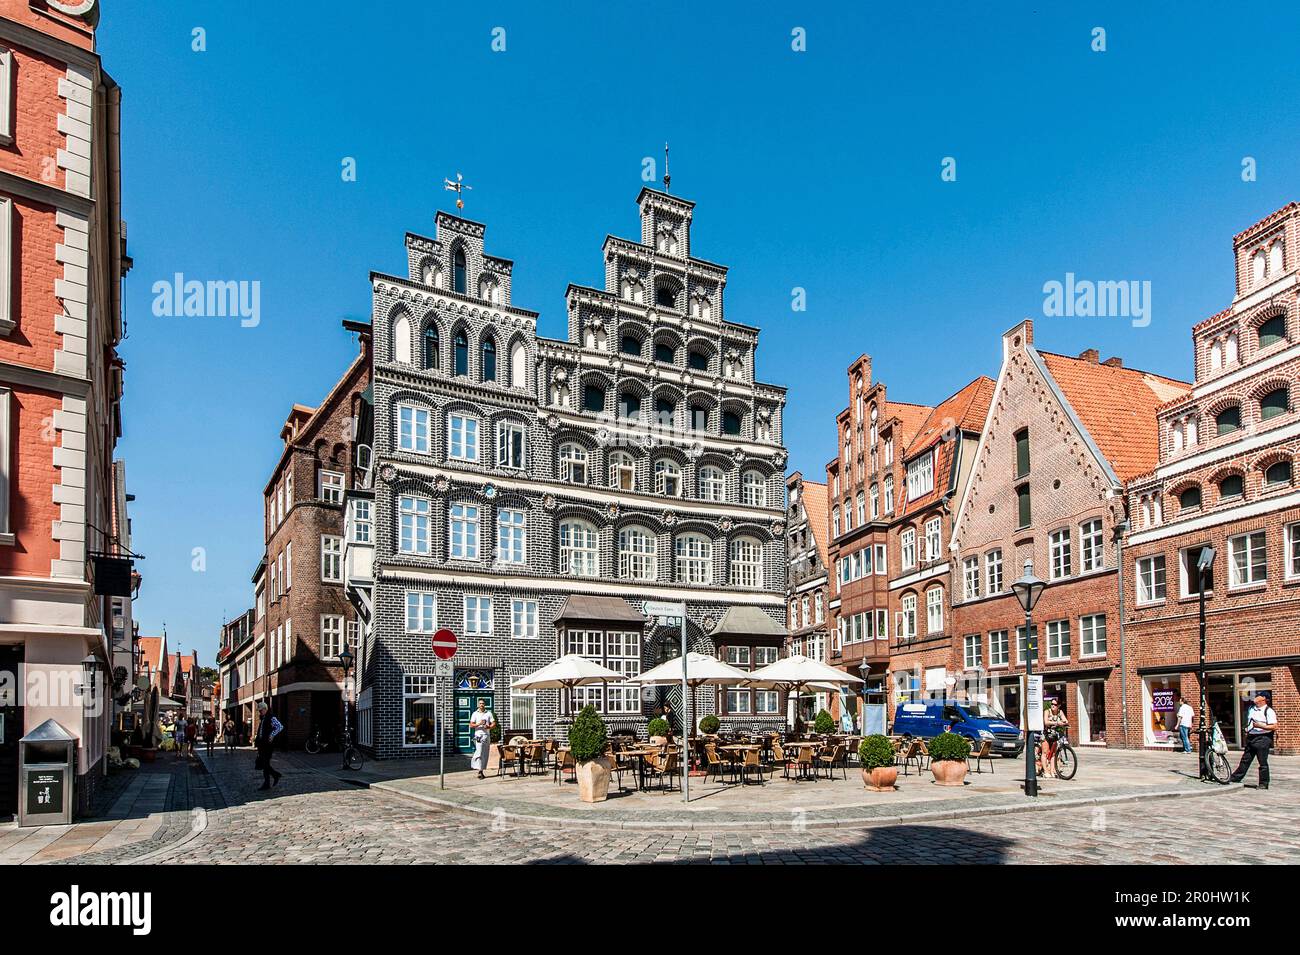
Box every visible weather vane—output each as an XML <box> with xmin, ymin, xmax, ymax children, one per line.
<box><xmin>443</xmin><ymin>172</ymin><xmax>472</xmax><ymax>210</ymax></box>
<box><xmin>663</xmin><ymin>142</ymin><xmax>671</xmax><ymax>192</ymax></box>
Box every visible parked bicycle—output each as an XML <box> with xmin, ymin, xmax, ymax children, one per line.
<box><xmin>1203</xmin><ymin>721</ymin><xmax>1231</xmax><ymax>784</ymax></box>
<box><xmin>1037</xmin><ymin>728</ymin><xmax>1078</xmax><ymax>780</ymax></box>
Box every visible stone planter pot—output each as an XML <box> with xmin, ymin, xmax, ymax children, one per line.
<box><xmin>863</xmin><ymin>766</ymin><xmax>898</xmax><ymax>791</ymax></box>
<box><xmin>931</xmin><ymin>759</ymin><xmax>968</xmax><ymax>787</ymax></box>
<box><xmin>575</xmin><ymin>757</ymin><xmax>612</xmax><ymax>803</ymax></box>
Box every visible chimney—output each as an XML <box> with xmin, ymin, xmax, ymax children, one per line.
<box><xmin>1078</xmin><ymin>348</ymin><xmax>1099</xmax><ymax>363</ymax></box>
<box><xmin>1102</xmin><ymin>356</ymin><xmax>1123</xmax><ymax>368</ymax></box>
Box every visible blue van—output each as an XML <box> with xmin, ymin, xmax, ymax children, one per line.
<box><xmin>891</xmin><ymin>700</ymin><xmax>1024</xmax><ymax>756</ymax></box>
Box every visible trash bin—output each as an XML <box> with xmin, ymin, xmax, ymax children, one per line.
<box><xmin>18</xmin><ymin>718</ymin><xmax>77</xmax><ymax>827</ymax></box>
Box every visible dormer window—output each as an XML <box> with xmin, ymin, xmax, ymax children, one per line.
<box><xmin>453</xmin><ymin>247</ymin><xmax>467</xmax><ymax>295</ymax></box>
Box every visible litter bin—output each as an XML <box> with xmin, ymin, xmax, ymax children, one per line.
<box><xmin>18</xmin><ymin>718</ymin><xmax>77</xmax><ymax>827</ymax></box>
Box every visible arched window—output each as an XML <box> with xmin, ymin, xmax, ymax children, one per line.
<box><xmin>729</xmin><ymin>537</ymin><xmax>763</xmax><ymax>588</ymax></box>
<box><xmin>393</xmin><ymin>314</ymin><xmax>412</xmax><ymax>364</ymax></box>
<box><xmin>420</xmin><ymin>261</ymin><xmax>439</xmax><ymax>287</ymax></box>
<box><xmin>558</xmin><ymin>519</ymin><xmax>598</xmax><ymax>577</ymax></box>
<box><xmin>453</xmin><ymin>330</ymin><xmax>468</xmax><ymax>376</ymax></box>
<box><xmin>620</xmin><ymin>334</ymin><xmax>642</xmax><ymax>357</ymax></box>
<box><xmin>690</xmin><ymin>404</ymin><xmax>708</xmax><ymax>431</ymax></box>
<box><xmin>559</xmin><ymin>444</ymin><xmax>588</xmax><ymax>484</ymax></box>
<box><xmin>1178</xmin><ymin>486</ymin><xmax>1202</xmax><ymax>511</ymax></box>
<box><xmin>609</xmin><ymin>451</ymin><xmax>636</xmax><ymax>491</ymax></box>
<box><xmin>654</xmin><ymin>459</ymin><xmax>681</xmax><ymax>496</ymax></box>
<box><xmin>618</xmin><ymin>391</ymin><xmax>641</xmax><ymax>420</ymax></box>
<box><xmin>422</xmin><ymin>324</ymin><xmax>439</xmax><ymax>370</ymax></box>
<box><xmin>699</xmin><ymin>466</ymin><xmax>724</xmax><ymax>501</ymax></box>
<box><xmin>481</xmin><ymin>336</ymin><xmax>497</xmax><ymax>382</ymax></box>
<box><xmin>655</xmin><ymin>397</ymin><xmax>675</xmax><ymax>427</ymax></box>
<box><xmin>688</xmin><ymin>349</ymin><xmax>709</xmax><ymax>372</ymax></box>
<box><xmin>654</xmin><ymin>341</ymin><xmax>675</xmax><ymax>364</ymax></box>
<box><xmin>741</xmin><ymin>470</ymin><xmax>766</xmax><ymax>507</ymax></box>
<box><xmin>1252</xmin><ymin>249</ymin><xmax>1267</xmax><ymax>285</ymax></box>
<box><xmin>1210</xmin><ymin>339</ymin><xmax>1222</xmax><ymax>370</ymax></box>
<box><xmin>453</xmin><ymin>247</ymin><xmax>467</xmax><ymax>294</ymax></box>
<box><xmin>722</xmin><ymin>411</ymin><xmax>742</xmax><ymax>436</ymax></box>
<box><xmin>1219</xmin><ymin>474</ymin><xmax>1244</xmax><ymax>500</ymax></box>
<box><xmin>1258</xmin><ymin>314</ymin><xmax>1287</xmax><ymax>349</ymax></box>
<box><xmin>675</xmin><ymin>533</ymin><xmax>712</xmax><ymax>584</ymax></box>
<box><xmin>1266</xmin><ymin>461</ymin><xmax>1293</xmax><ymax>486</ymax></box>
<box><xmin>509</xmin><ymin>340</ymin><xmax>527</xmax><ymax>388</ymax></box>
<box><xmin>1269</xmin><ymin>240</ymin><xmax>1284</xmax><ymax>277</ymax></box>
<box><xmin>1215</xmin><ymin>406</ymin><xmax>1241</xmax><ymax>436</ymax></box>
<box><xmin>1261</xmin><ymin>387</ymin><xmax>1289</xmax><ymax>420</ymax></box>
<box><xmin>620</xmin><ymin>276</ymin><xmax>643</xmax><ymax>303</ymax></box>
<box><xmin>582</xmin><ymin>383</ymin><xmax>605</xmax><ymax>413</ymax></box>
<box><xmin>478</xmin><ymin>276</ymin><xmax>499</xmax><ymax>303</ymax></box>
<box><xmin>655</xmin><ymin>283</ymin><xmax>676</xmax><ymax>309</ymax></box>
<box><xmin>617</xmin><ymin>526</ymin><xmax>657</xmax><ymax>581</ymax></box>
<box><xmin>1171</xmin><ymin>421</ymin><xmax>1184</xmax><ymax>452</ymax></box>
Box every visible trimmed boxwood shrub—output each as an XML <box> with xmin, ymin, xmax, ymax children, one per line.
<box><xmin>928</xmin><ymin>731</ymin><xmax>971</xmax><ymax>762</ymax></box>
<box><xmin>858</xmin><ymin>734</ymin><xmax>896</xmax><ymax>770</ymax></box>
<box><xmin>814</xmin><ymin>709</ymin><xmax>835</xmax><ymax>735</ymax></box>
<box><xmin>568</xmin><ymin>705</ymin><xmax>608</xmax><ymax>762</ymax></box>
<box><xmin>647</xmin><ymin>717</ymin><xmax>670</xmax><ymax>738</ymax></box>
<box><xmin>699</xmin><ymin>714</ymin><xmax>721</xmax><ymax>734</ymax></box>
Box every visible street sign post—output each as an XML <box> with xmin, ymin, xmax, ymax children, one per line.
<box><xmin>643</xmin><ymin>600</ymin><xmax>689</xmax><ymax>803</ymax></box>
<box><xmin>432</xmin><ymin>629</ymin><xmax>458</xmax><ymax>789</ymax></box>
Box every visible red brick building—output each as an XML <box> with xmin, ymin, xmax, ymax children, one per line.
<box><xmin>1126</xmin><ymin>203</ymin><xmax>1300</xmax><ymax>754</ymax></box>
<box><xmin>950</xmin><ymin>321</ymin><xmax>1189</xmax><ymax>747</ymax></box>
<box><xmin>257</xmin><ymin>328</ymin><xmax>370</xmax><ymax>747</ymax></box>
<box><xmin>0</xmin><ymin>0</ymin><xmax>129</xmax><ymax>816</ymax></box>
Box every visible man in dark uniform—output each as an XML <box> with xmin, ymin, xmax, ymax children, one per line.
<box><xmin>1229</xmin><ymin>694</ymin><xmax>1277</xmax><ymax>790</ymax></box>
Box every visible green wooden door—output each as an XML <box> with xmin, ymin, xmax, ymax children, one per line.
<box><xmin>455</xmin><ymin>692</ymin><xmax>493</xmax><ymax>753</ymax></box>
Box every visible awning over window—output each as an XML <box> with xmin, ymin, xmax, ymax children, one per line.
<box><xmin>710</xmin><ymin>606</ymin><xmax>788</xmax><ymax>638</ymax></box>
<box><xmin>553</xmin><ymin>596</ymin><xmax>647</xmax><ymax>625</ymax></box>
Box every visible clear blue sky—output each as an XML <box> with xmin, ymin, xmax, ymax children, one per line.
<box><xmin>102</xmin><ymin>1</ymin><xmax>1300</xmax><ymax>662</ymax></box>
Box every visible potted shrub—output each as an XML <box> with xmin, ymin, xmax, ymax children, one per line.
<box><xmin>647</xmin><ymin>716</ymin><xmax>670</xmax><ymax>745</ymax></box>
<box><xmin>814</xmin><ymin>709</ymin><xmax>835</xmax><ymax>736</ymax></box>
<box><xmin>928</xmin><ymin>732</ymin><xmax>971</xmax><ymax>786</ymax></box>
<box><xmin>698</xmin><ymin>714</ymin><xmax>720</xmax><ymax>736</ymax></box>
<box><xmin>568</xmin><ymin>705</ymin><xmax>612</xmax><ymax>803</ymax></box>
<box><xmin>858</xmin><ymin>734</ymin><xmax>898</xmax><ymax>791</ymax></box>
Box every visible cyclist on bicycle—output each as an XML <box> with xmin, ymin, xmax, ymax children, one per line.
<box><xmin>1038</xmin><ymin>700</ymin><xmax>1069</xmax><ymax>777</ymax></box>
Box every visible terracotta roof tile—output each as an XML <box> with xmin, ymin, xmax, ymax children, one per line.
<box><xmin>798</xmin><ymin>479</ymin><xmax>831</xmax><ymax>568</ymax></box>
<box><xmin>899</xmin><ymin>377</ymin><xmax>996</xmax><ymax>518</ymax></box>
<box><xmin>138</xmin><ymin>637</ymin><xmax>163</xmax><ymax>673</ymax></box>
<box><xmin>1038</xmin><ymin>352</ymin><xmax>1191</xmax><ymax>482</ymax></box>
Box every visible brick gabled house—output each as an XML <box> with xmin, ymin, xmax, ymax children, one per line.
<box><xmin>887</xmin><ymin>374</ymin><xmax>995</xmax><ymax>706</ymax></box>
<box><xmin>1125</xmin><ymin>203</ymin><xmax>1300</xmax><ymax>754</ymax></box>
<box><xmin>259</xmin><ymin>328</ymin><xmax>371</xmax><ymax>747</ymax></box>
<box><xmin>950</xmin><ymin>320</ymin><xmax>1189</xmax><ymax>746</ymax></box>
<box><xmin>785</xmin><ymin>471</ymin><xmax>830</xmax><ymax>723</ymax></box>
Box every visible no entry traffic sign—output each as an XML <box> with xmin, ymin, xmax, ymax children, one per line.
<box><xmin>432</xmin><ymin>629</ymin><xmax>458</xmax><ymax>660</ymax></box>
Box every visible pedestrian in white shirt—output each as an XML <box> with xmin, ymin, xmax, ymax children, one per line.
<box><xmin>1229</xmin><ymin>694</ymin><xmax>1277</xmax><ymax>790</ymax></box>
<box><xmin>468</xmin><ymin>700</ymin><xmax>496</xmax><ymax>779</ymax></box>
<box><xmin>1175</xmin><ymin>696</ymin><xmax>1195</xmax><ymax>754</ymax></box>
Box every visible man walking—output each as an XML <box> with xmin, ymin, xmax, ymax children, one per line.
<box><xmin>254</xmin><ymin>701</ymin><xmax>283</xmax><ymax>790</ymax></box>
<box><xmin>223</xmin><ymin>716</ymin><xmax>237</xmax><ymax>753</ymax></box>
<box><xmin>1176</xmin><ymin>695</ymin><xmax>1195</xmax><ymax>754</ymax></box>
<box><xmin>1229</xmin><ymin>694</ymin><xmax>1277</xmax><ymax>790</ymax></box>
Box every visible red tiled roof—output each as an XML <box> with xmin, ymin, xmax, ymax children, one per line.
<box><xmin>886</xmin><ymin>401</ymin><xmax>934</xmax><ymax>449</ymax></box>
<box><xmin>899</xmin><ymin>377</ymin><xmax>996</xmax><ymax>518</ymax></box>
<box><xmin>1038</xmin><ymin>352</ymin><xmax>1191</xmax><ymax>483</ymax></box>
<box><xmin>138</xmin><ymin>637</ymin><xmax>163</xmax><ymax>673</ymax></box>
<box><xmin>799</xmin><ymin>479</ymin><xmax>831</xmax><ymax>568</ymax></box>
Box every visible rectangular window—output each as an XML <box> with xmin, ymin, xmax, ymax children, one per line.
<box><xmin>1050</xmin><ymin>528</ymin><xmax>1072</xmax><ymax>580</ymax></box>
<box><xmin>898</xmin><ymin>594</ymin><xmax>917</xmax><ymax>640</ymax></box>
<box><xmin>1287</xmin><ymin>523</ymin><xmax>1300</xmax><ymax>580</ymax></box>
<box><xmin>926</xmin><ymin>587</ymin><xmax>944</xmax><ymax>634</ymax></box>
<box><xmin>875</xmin><ymin>543</ymin><xmax>887</xmax><ymax>574</ymax></box>
<box><xmin>963</xmin><ymin>556</ymin><xmax>981</xmax><ymax>600</ymax></box>
<box><xmin>1228</xmin><ymin>531</ymin><xmax>1267</xmax><ymax>588</ymax></box>
<box><xmin>565</xmin><ymin>629</ymin><xmax>639</xmax><ymax>714</ymax></box>
<box><xmin>875</xmin><ymin>609</ymin><xmax>888</xmax><ymax>640</ymax></box>
<box><xmin>0</xmin><ymin>49</ymin><xmax>12</xmax><ymax>148</ymax></box>
<box><xmin>321</xmin><ymin>535</ymin><xmax>342</xmax><ymax>582</ymax></box>
<box><xmin>964</xmin><ymin>634</ymin><xmax>982</xmax><ymax>669</ymax></box>
<box><xmin>448</xmin><ymin>414</ymin><xmax>478</xmax><ymax>461</ymax></box>
<box><xmin>883</xmin><ymin>476</ymin><xmax>894</xmax><ymax>513</ymax></box>
<box><xmin>464</xmin><ymin>595</ymin><xmax>492</xmax><ymax>636</ymax></box>
<box><xmin>1080</xmin><ymin>519</ymin><xmax>1103</xmax><ymax>572</ymax></box>
<box><xmin>1015</xmin><ymin>428</ymin><xmax>1030</xmax><ymax>477</ymax></box>
<box><xmin>901</xmin><ymin>529</ymin><xmax>916</xmax><ymax>569</ymax></box>
<box><xmin>510</xmin><ymin>689</ymin><xmax>536</xmax><ymax>737</ymax></box>
<box><xmin>399</xmin><ymin>496</ymin><xmax>431</xmax><ymax>554</ymax></box>
<box><xmin>1181</xmin><ymin>545</ymin><xmax>1214</xmax><ymax>596</ymax></box>
<box><xmin>496</xmin><ymin>508</ymin><xmax>525</xmax><ymax>564</ymax></box>
<box><xmin>320</xmin><ymin>614</ymin><xmax>343</xmax><ymax>659</ymax></box>
<box><xmin>397</xmin><ymin>404</ymin><xmax>430</xmax><ymax>454</ymax></box>
<box><xmin>1046</xmin><ymin>620</ymin><xmax>1070</xmax><ymax>661</ymax></box>
<box><xmin>449</xmin><ymin>502</ymin><xmax>480</xmax><ymax>560</ymax></box>
<box><xmin>1136</xmin><ymin>555</ymin><xmax>1166</xmax><ymax>604</ymax></box>
<box><xmin>511</xmin><ymin>599</ymin><xmax>538</xmax><ymax>639</ymax></box>
<box><xmin>349</xmin><ymin>498</ymin><xmax>372</xmax><ymax>544</ymax></box>
<box><xmin>986</xmin><ymin>549</ymin><xmax>1003</xmax><ymax>593</ymax></box>
<box><xmin>906</xmin><ymin>451</ymin><xmax>934</xmax><ymax>500</ymax></box>
<box><xmin>285</xmin><ymin>542</ymin><xmax>293</xmax><ymax>591</ymax></box>
<box><xmin>1017</xmin><ymin>484</ymin><xmax>1032</xmax><ymax>529</ymax></box>
<box><xmin>924</xmin><ymin>517</ymin><xmax>941</xmax><ymax>562</ymax></box>
<box><xmin>497</xmin><ymin>421</ymin><xmax>527</xmax><ymax>469</ymax></box>
<box><xmin>1080</xmin><ymin>614</ymin><xmax>1107</xmax><ymax>657</ymax></box>
<box><xmin>405</xmin><ymin>591</ymin><xmax>436</xmax><ymax>632</ymax></box>
<box><xmin>403</xmin><ymin>675</ymin><xmax>437</xmax><ymax>747</ymax></box>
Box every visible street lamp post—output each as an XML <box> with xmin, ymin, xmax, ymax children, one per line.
<box><xmin>1011</xmin><ymin>560</ymin><xmax>1047</xmax><ymax>798</ymax></box>
<box><xmin>338</xmin><ymin>646</ymin><xmax>355</xmax><ymax>770</ymax></box>
<box><xmin>1196</xmin><ymin>546</ymin><xmax>1215</xmax><ymax>781</ymax></box>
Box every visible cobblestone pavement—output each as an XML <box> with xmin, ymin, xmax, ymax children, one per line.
<box><xmin>98</xmin><ymin>750</ymin><xmax>1295</xmax><ymax>864</ymax></box>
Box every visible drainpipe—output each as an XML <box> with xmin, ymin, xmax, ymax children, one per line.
<box><xmin>1114</xmin><ymin>519</ymin><xmax>1131</xmax><ymax>748</ymax></box>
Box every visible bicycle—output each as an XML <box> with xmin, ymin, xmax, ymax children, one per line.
<box><xmin>1037</xmin><ymin>728</ymin><xmax>1078</xmax><ymax>781</ymax></box>
<box><xmin>304</xmin><ymin>727</ymin><xmax>326</xmax><ymax>755</ymax></box>
<box><xmin>340</xmin><ymin>728</ymin><xmax>364</xmax><ymax>771</ymax></box>
<box><xmin>1202</xmin><ymin>721</ymin><xmax>1231</xmax><ymax>784</ymax></box>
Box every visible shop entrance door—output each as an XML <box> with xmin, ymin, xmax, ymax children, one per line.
<box><xmin>0</xmin><ymin>645</ymin><xmax>22</xmax><ymax>819</ymax></box>
<box><xmin>454</xmin><ymin>692</ymin><xmax>494</xmax><ymax>753</ymax></box>
<box><xmin>1078</xmin><ymin>679</ymin><xmax>1107</xmax><ymax>743</ymax></box>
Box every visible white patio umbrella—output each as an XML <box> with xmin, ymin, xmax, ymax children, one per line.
<box><xmin>511</xmin><ymin>653</ymin><xmax>626</xmax><ymax>716</ymax></box>
<box><xmin>745</xmin><ymin>655</ymin><xmax>865</xmax><ymax>732</ymax></box>
<box><xmin>626</xmin><ymin>652</ymin><xmax>750</xmax><ymax>733</ymax></box>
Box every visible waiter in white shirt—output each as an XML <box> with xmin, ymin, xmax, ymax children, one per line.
<box><xmin>1229</xmin><ymin>693</ymin><xmax>1277</xmax><ymax>790</ymax></box>
<box><xmin>468</xmin><ymin>699</ymin><xmax>496</xmax><ymax>780</ymax></box>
